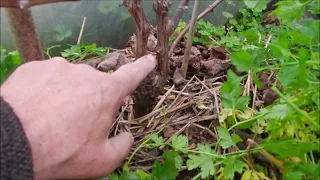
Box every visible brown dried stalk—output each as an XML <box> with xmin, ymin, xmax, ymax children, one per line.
<box><xmin>180</xmin><ymin>0</ymin><xmax>201</xmax><ymax>78</ymax></box>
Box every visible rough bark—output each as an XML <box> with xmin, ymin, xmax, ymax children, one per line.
<box><xmin>132</xmin><ymin>0</ymin><xmax>171</xmax><ymax>117</ymax></box>
<box><xmin>154</xmin><ymin>0</ymin><xmax>170</xmax><ymax>78</ymax></box>
<box><xmin>6</xmin><ymin>8</ymin><xmax>44</xmax><ymax>62</ymax></box>
<box><xmin>124</xmin><ymin>0</ymin><xmax>186</xmax><ymax>117</ymax></box>
<box><xmin>123</xmin><ymin>0</ymin><xmax>155</xmax><ymax>117</ymax></box>
<box><xmin>123</xmin><ymin>0</ymin><xmax>151</xmax><ymax>58</ymax></box>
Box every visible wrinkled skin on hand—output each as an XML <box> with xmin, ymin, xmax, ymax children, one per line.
<box><xmin>0</xmin><ymin>54</ymin><xmax>156</xmax><ymax>180</ymax></box>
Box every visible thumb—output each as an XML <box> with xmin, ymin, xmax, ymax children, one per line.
<box><xmin>103</xmin><ymin>132</ymin><xmax>134</xmax><ymax>173</ymax></box>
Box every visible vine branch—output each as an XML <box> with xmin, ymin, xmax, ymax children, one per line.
<box><xmin>167</xmin><ymin>0</ymin><xmax>190</xmax><ymax>36</ymax></box>
<box><xmin>169</xmin><ymin>0</ymin><xmax>224</xmax><ymax>57</ymax></box>
<box><xmin>123</xmin><ymin>0</ymin><xmax>151</xmax><ymax>58</ymax></box>
<box><xmin>153</xmin><ymin>0</ymin><xmax>170</xmax><ymax>77</ymax></box>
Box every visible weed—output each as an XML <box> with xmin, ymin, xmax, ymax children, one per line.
<box><xmin>0</xmin><ymin>46</ymin><xmax>21</xmax><ymax>84</ymax></box>
<box><xmin>61</xmin><ymin>42</ymin><xmax>108</xmax><ymax>61</ymax></box>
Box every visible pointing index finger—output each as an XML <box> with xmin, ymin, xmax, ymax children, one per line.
<box><xmin>109</xmin><ymin>54</ymin><xmax>157</xmax><ymax>98</ymax></box>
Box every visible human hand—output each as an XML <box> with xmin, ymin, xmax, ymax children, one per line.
<box><xmin>0</xmin><ymin>54</ymin><xmax>156</xmax><ymax>180</ymax></box>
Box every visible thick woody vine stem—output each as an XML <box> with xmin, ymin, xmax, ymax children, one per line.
<box><xmin>123</xmin><ymin>0</ymin><xmax>151</xmax><ymax>58</ymax></box>
<box><xmin>123</xmin><ymin>0</ymin><xmax>188</xmax><ymax>117</ymax></box>
<box><xmin>6</xmin><ymin>8</ymin><xmax>44</xmax><ymax>62</ymax></box>
<box><xmin>154</xmin><ymin>0</ymin><xmax>170</xmax><ymax>78</ymax></box>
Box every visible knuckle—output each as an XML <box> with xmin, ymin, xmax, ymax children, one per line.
<box><xmin>49</xmin><ymin>57</ymin><xmax>69</xmax><ymax>65</ymax></box>
<box><xmin>15</xmin><ymin>60</ymin><xmax>41</xmax><ymax>71</ymax></box>
<box><xmin>75</xmin><ymin>63</ymin><xmax>95</xmax><ymax>70</ymax></box>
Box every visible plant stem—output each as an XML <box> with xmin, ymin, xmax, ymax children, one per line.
<box><xmin>271</xmin><ymin>86</ymin><xmax>319</xmax><ymax>129</ymax></box>
<box><xmin>167</xmin><ymin>0</ymin><xmax>190</xmax><ymax>35</ymax></box>
<box><xmin>228</xmin><ymin>114</ymin><xmax>265</xmax><ymax>131</ymax></box>
<box><xmin>127</xmin><ymin>136</ymin><xmax>152</xmax><ymax>165</ymax></box>
<box><xmin>187</xmin><ymin>149</ymin><xmax>224</xmax><ymax>158</ymax></box>
<box><xmin>169</xmin><ymin>0</ymin><xmax>224</xmax><ymax>57</ymax></box>
<box><xmin>247</xmin><ymin>139</ymin><xmax>284</xmax><ymax>171</ymax></box>
<box><xmin>180</xmin><ymin>0</ymin><xmax>201</xmax><ymax>78</ymax></box>
<box><xmin>192</xmin><ymin>172</ymin><xmax>202</xmax><ymax>180</ymax></box>
<box><xmin>257</xmin><ymin>61</ymin><xmax>319</xmax><ymax>72</ymax></box>
<box><xmin>310</xmin><ymin>151</ymin><xmax>315</xmax><ymax>164</ymax></box>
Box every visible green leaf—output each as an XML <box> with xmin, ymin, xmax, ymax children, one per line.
<box><xmin>222</xmin><ymin>156</ymin><xmax>246</xmax><ymax>179</ymax></box>
<box><xmin>282</xmin><ymin>171</ymin><xmax>305</xmax><ymax>180</ymax></box>
<box><xmin>152</xmin><ymin>159</ymin><xmax>178</xmax><ymax>180</ymax></box>
<box><xmin>300</xmin><ymin>19</ymin><xmax>320</xmax><ymax>44</ymax></box>
<box><xmin>243</xmin><ymin>0</ymin><xmax>267</xmax><ymax>12</ymax></box>
<box><xmin>163</xmin><ymin>150</ymin><xmax>183</xmax><ymax>169</ymax></box>
<box><xmin>135</xmin><ymin>170</ymin><xmax>151</xmax><ymax>180</ymax></box>
<box><xmin>243</xmin><ymin>0</ymin><xmax>259</xmax><ymax>9</ymax></box>
<box><xmin>269</xmin><ymin>0</ymin><xmax>308</xmax><ymax>24</ymax></box>
<box><xmin>0</xmin><ymin>48</ymin><xmax>21</xmax><ymax>84</ymax></box>
<box><xmin>220</xmin><ymin>70</ymin><xmax>246</xmax><ymax>110</ymax></box>
<box><xmin>283</xmin><ymin>162</ymin><xmax>320</xmax><ymax>179</ymax></box>
<box><xmin>231</xmin><ymin>133</ymin><xmax>243</xmax><ymax>144</ymax></box>
<box><xmin>242</xmin><ymin>30</ymin><xmax>258</xmax><ymax>43</ymax></box>
<box><xmin>234</xmin><ymin>96</ymin><xmax>250</xmax><ymax>110</ymax></box>
<box><xmin>230</xmin><ymin>51</ymin><xmax>254</xmax><ymax>72</ymax></box>
<box><xmin>254</xmin><ymin>0</ymin><xmax>267</xmax><ymax>12</ymax></box>
<box><xmin>108</xmin><ymin>173</ymin><xmax>119</xmax><ymax>180</ymax></box>
<box><xmin>229</xmin><ymin>19</ymin><xmax>238</xmax><ymax>25</ymax></box>
<box><xmin>264</xmin><ymin>104</ymin><xmax>292</xmax><ymax>120</ymax></box>
<box><xmin>146</xmin><ymin>133</ymin><xmax>164</xmax><ymax>147</ymax></box>
<box><xmin>219</xmin><ymin>108</ymin><xmax>233</xmax><ymax>123</ymax></box>
<box><xmin>217</xmin><ymin>126</ymin><xmax>235</xmax><ymax>149</ymax></box>
<box><xmin>119</xmin><ymin>171</ymin><xmax>139</xmax><ymax>180</ymax></box>
<box><xmin>297</xmin><ymin>49</ymin><xmax>308</xmax><ymax>82</ymax></box>
<box><xmin>287</xmin><ymin>30</ymin><xmax>309</xmax><ymax>45</ymax></box>
<box><xmin>187</xmin><ymin>144</ymin><xmax>216</xmax><ymax>179</ymax></box>
<box><xmin>213</xmin><ymin>26</ymin><xmax>226</xmax><ymax>36</ymax></box>
<box><xmin>269</xmin><ymin>32</ymin><xmax>290</xmax><ymax>61</ymax></box>
<box><xmin>262</xmin><ymin>140</ymin><xmax>319</xmax><ymax>158</ymax></box>
<box><xmin>252</xmin><ymin>72</ymin><xmax>263</xmax><ymax>88</ymax></box>
<box><xmin>241</xmin><ymin>170</ymin><xmax>263</xmax><ymax>180</ymax></box>
<box><xmin>221</xmin><ymin>70</ymin><xmax>242</xmax><ymax>98</ymax></box>
<box><xmin>222</xmin><ymin>11</ymin><xmax>234</xmax><ymax>18</ymax></box>
<box><xmin>171</xmin><ymin>135</ymin><xmax>188</xmax><ymax>153</ymax></box>
<box><xmin>278</xmin><ymin>65</ymin><xmax>299</xmax><ymax>86</ymax></box>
